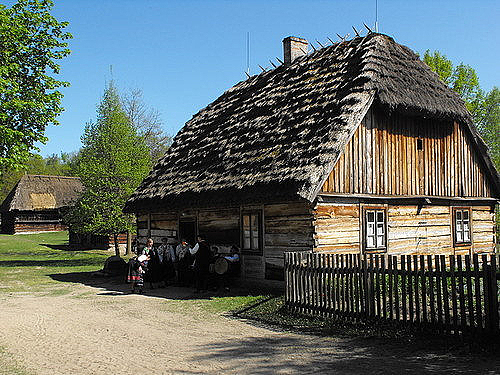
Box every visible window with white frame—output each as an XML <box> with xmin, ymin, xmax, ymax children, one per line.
<box><xmin>364</xmin><ymin>208</ymin><xmax>387</xmax><ymax>251</ymax></box>
<box><xmin>242</xmin><ymin>212</ymin><xmax>262</xmax><ymax>253</ymax></box>
<box><xmin>453</xmin><ymin>208</ymin><xmax>471</xmax><ymax>245</ymax></box>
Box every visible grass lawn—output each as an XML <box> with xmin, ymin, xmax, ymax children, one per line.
<box><xmin>0</xmin><ymin>231</ymin><xmax>110</xmax><ymax>295</ymax></box>
<box><xmin>0</xmin><ymin>231</ymin><xmax>265</xmax><ymax>308</ymax></box>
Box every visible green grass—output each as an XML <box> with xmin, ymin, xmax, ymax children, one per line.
<box><xmin>0</xmin><ymin>231</ymin><xmax>109</xmax><ymax>294</ymax></box>
<box><xmin>0</xmin><ymin>346</ymin><xmax>32</xmax><ymax>375</ymax></box>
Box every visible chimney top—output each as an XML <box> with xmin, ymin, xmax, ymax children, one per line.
<box><xmin>282</xmin><ymin>36</ymin><xmax>308</xmax><ymax>65</ymax></box>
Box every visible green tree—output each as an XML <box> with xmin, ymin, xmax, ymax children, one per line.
<box><xmin>122</xmin><ymin>88</ymin><xmax>172</xmax><ymax>164</ymax></box>
<box><xmin>66</xmin><ymin>82</ymin><xmax>151</xmax><ymax>256</ymax></box>
<box><xmin>0</xmin><ymin>0</ymin><xmax>71</xmax><ymax>172</ymax></box>
<box><xmin>424</xmin><ymin>50</ymin><xmax>500</xmax><ymax>229</ymax></box>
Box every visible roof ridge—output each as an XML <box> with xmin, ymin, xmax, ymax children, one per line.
<box><xmin>23</xmin><ymin>174</ymin><xmax>80</xmax><ymax>180</ymax></box>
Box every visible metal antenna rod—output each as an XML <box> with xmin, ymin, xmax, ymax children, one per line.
<box><xmin>375</xmin><ymin>0</ymin><xmax>379</xmax><ymax>32</ymax></box>
<box><xmin>246</xmin><ymin>32</ymin><xmax>250</xmax><ymax>75</ymax></box>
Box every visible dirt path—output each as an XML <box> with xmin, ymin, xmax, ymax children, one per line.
<box><xmin>0</xmin><ymin>282</ymin><xmax>498</xmax><ymax>375</ymax></box>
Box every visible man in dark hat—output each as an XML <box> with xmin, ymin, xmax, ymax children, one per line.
<box><xmin>189</xmin><ymin>234</ymin><xmax>211</xmax><ymax>292</ymax></box>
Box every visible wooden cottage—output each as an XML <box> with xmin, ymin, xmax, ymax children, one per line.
<box><xmin>124</xmin><ymin>33</ymin><xmax>499</xmax><ymax>281</ymax></box>
<box><xmin>1</xmin><ymin>174</ymin><xmax>84</xmax><ymax>234</ymax></box>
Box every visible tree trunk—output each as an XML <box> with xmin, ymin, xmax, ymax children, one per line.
<box><xmin>114</xmin><ymin>233</ymin><xmax>120</xmax><ymax>257</ymax></box>
<box><xmin>126</xmin><ymin>230</ymin><xmax>131</xmax><ymax>255</ymax></box>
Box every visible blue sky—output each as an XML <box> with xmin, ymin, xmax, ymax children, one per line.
<box><xmin>26</xmin><ymin>0</ymin><xmax>500</xmax><ymax>156</ymax></box>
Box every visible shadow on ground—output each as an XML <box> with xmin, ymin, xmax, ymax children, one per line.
<box><xmin>49</xmin><ymin>270</ymin><xmax>278</xmax><ymax>301</ymax></box>
<box><xmin>183</xmin><ymin>334</ymin><xmax>500</xmax><ymax>375</ymax></box>
<box><xmin>0</xmin><ymin>259</ymin><xmax>105</xmax><ymax>267</ymax></box>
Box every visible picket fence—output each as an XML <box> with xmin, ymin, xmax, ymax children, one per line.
<box><xmin>284</xmin><ymin>252</ymin><xmax>500</xmax><ymax>336</ymax></box>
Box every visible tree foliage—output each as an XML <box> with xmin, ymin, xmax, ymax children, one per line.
<box><xmin>0</xmin><ymin>0</ymin><xmax>71</xmax><ymax>171</ymax></box>
<box><xmin>122</xmin><ymin>88</ymin><xmax>172</xmax><ymax>164</ymax></box>
<box><xmin>424</xmin><ymin>50</ymin><xmax>499</xmax><ymax>227</ymax></box>
<box><xmin>65</xmin><ymin>82</ymin><xmax>151</xmax><ymax>255</ymax></box>
<box><xmin>423</xmin><ymin>50</ymin><xmax>499</xmax><ymax>168</ymax></box>
<box><xmin>0</xmin><ymin>152</ymin><xmax>77</xmax><ymax>203</ymax></box>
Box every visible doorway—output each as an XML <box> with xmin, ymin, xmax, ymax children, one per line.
<box><xmin>179</xmin><ymin>219</ymin><xmax>197</xmax><ymax>246</ymax></box>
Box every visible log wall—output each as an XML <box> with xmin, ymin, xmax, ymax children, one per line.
<box><xmin>313</xmin><ymin>202</ymin><xmax>496</xmax><ymax>256</ymax></box>
<box><xmin>134</xmin><ymin>202</ymin><xmax>314</xmax><ymax>280</ymax></box>
<box><xmin>321</xmin><ymin>109</ymin><xmax>493</xmax><ymax>197</ymax></box>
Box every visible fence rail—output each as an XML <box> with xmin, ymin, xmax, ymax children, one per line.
<box><xmin>284</xmin><ymin>252</ymin><xmax>500</xmax><ymax>336</ymax></box>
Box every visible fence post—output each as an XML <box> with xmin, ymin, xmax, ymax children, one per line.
<box><xmin>490</xmin><ymin>255</ymin><xmax>499</xmax><ymax>333</ymax></box>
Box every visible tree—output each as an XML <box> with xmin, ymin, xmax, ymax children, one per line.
<box><xmin>424</xmin><ymin>50</ymin><xmax>499</xmax><ymax>227</ymax></box>
<box><xmin>0</xmin><ymin>0</ymin><xmax>71</xmax><ymax>172</ymax></box>
<box><xmin>66</xmin><ymin>82</ymin><xmax>151</xmax><ymax>256</ymax></box>
<box><xmin>122</xmin><ymin>89</ymin><xmax>172</xmax><ymax>164</ymax></box>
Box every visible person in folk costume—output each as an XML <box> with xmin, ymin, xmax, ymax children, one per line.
<box><xmin>189</xmin><ymin>234</ymin><xmax>211</xmax><ymax>292</ymax></box>
<box><xmin>140</xmin><ymin>238</ymin><xmax>154</xmax><ymax>256</ymax></box>
<box><xmin>157</xmin><ymin>238</ymin><xmax>177</xmax><ymax>286</ymax></box>
<box><xmin>127</xmin><ymin>254</ymin><xmax>149</xmax><ymax>294</ymax></box>
<box><xmin>175</xmin><ymin>239</ymin><xmax>192</xmax><ymax>285</ymax></box>
<box><xmin>140</xmin><ymin>238</ymin><xmax>161</xmax><ymax>289</ymax></box>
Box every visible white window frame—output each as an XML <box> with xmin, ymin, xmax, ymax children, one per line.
<box><xmin>363</xmin><ymin>207</ymin><xmax>387</xmax><ymax>252</ymax></box>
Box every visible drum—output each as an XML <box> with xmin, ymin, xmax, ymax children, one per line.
<box><xmin>214</xmin><ymin>257</ymin><xmax>229</xmax><ymax>275</ymax></box>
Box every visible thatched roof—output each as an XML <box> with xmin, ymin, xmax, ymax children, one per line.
<box><xmin>125</xmin><ymin>33</ymin><xmax>499</xmax><ymax>212</ymax></box>
<box><xmin>1</xmin><ymin>175</ymin><xmax>83</xmax><ymax>212</ymax></box>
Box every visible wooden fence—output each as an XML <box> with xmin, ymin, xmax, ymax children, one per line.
<box><xmin>284</xmin><ymin>252</ymin><xmax>500</xmax><ymax>336</ymax></box>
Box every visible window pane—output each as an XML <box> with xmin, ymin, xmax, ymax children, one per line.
<box><xmin>243</xmin><ymin>215</ymin><xmax>250</xmax><ymax>227</ymax></box>
<box><xmin>462</xmin><ymin>210</ymin><xmax>469</xmax><ymax>220</ymax></box>
<box><xmin>251</xmin><ymin>233</ymin><xmax>259</xmax><ymax>249</ymax></box>
<box><xmin>456</xmin><ymin>223</ymin><xmax>462</xmax><ymax>233</ymax></box>
<box><xmin>456</xmin><ymin>231</ymin><xmax>463</xmax><ymax>242</ymax></box>
<box><xmin>376</xmin><ymin>222</ymin><xmax>384</xmax><ymax>235</ymax></box>
<box><xmin>367</xmin><ymin>235</ymin><xmax>375</xmax><ymax>248</ymax></box>
<box><xmin>251</xmin><ymin>214</ymin><xmax>258</xmax><ymax>229</ymax></box>
<box><xmin>456</xmin><ymin>211</ymin><xmax>462</xmax><ymax>221</ymax></box>
<box><xmin>367</xmin><ymin>211</ymin><xmax>375</xmax><ymax>223</ymax></box>
<box><xmin>377</xmin><ymin>235</ymin><xmax>385</xmax><ymax>248</ymax></box>
<box><xmin>377</xmin><ymin>211</ymin><xmax>384</xmax><ymax>223</ymax></box>
<box><xmin>367</xmin><ymin>223</ymin><xmax>375</xmax><ymax>236</ymax></box>
<box><xmin>464</xmin><ymin>230</ymin><xmax>470</xmax><ymax>242</ymax></box>
<box><xmin>243</xmin><ymin>237</ymin><xmax>251</xmax><ymax>249</ymax></box>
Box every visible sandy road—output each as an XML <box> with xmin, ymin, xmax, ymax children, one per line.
<box><xmin>0</xmin><ymin>281</ymin><xmax>498</xmax><ymax>375</ymax></box>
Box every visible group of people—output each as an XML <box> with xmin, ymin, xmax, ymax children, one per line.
<box><xmin>127</xmin><ymin>235</ymin><xmax>240</xmax><ymax>294</ymax></box>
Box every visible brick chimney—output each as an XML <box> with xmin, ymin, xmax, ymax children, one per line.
<box><xmin>282</xmin><ymin>36</ymin><xmax>308</xmax><ymax>65</ymax></box>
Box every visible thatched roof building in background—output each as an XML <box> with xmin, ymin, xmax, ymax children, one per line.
<box><xmin>1</xmin><ymin>175</ymin><xmax>83</xmax><ymax>234</ymax></box>
<box><xmin>1</xmin><ymin>175</ymin><xmax>83</xmax><ymax>212</ymax></box>
<box><xmin>125</xmin><ymin>33</ymin><xmax>499</xmax><ymax>212</ymax></box>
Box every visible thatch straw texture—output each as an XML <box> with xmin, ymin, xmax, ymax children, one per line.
<box><xmin>1</xmin><ymin>175</ymin><xmax>83</xmax><ymax>212</ymax></box>
<box><xmin>125</xmin><ymin>33</ymin><xmax>497</xmax><ymax>212</ymax></box>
